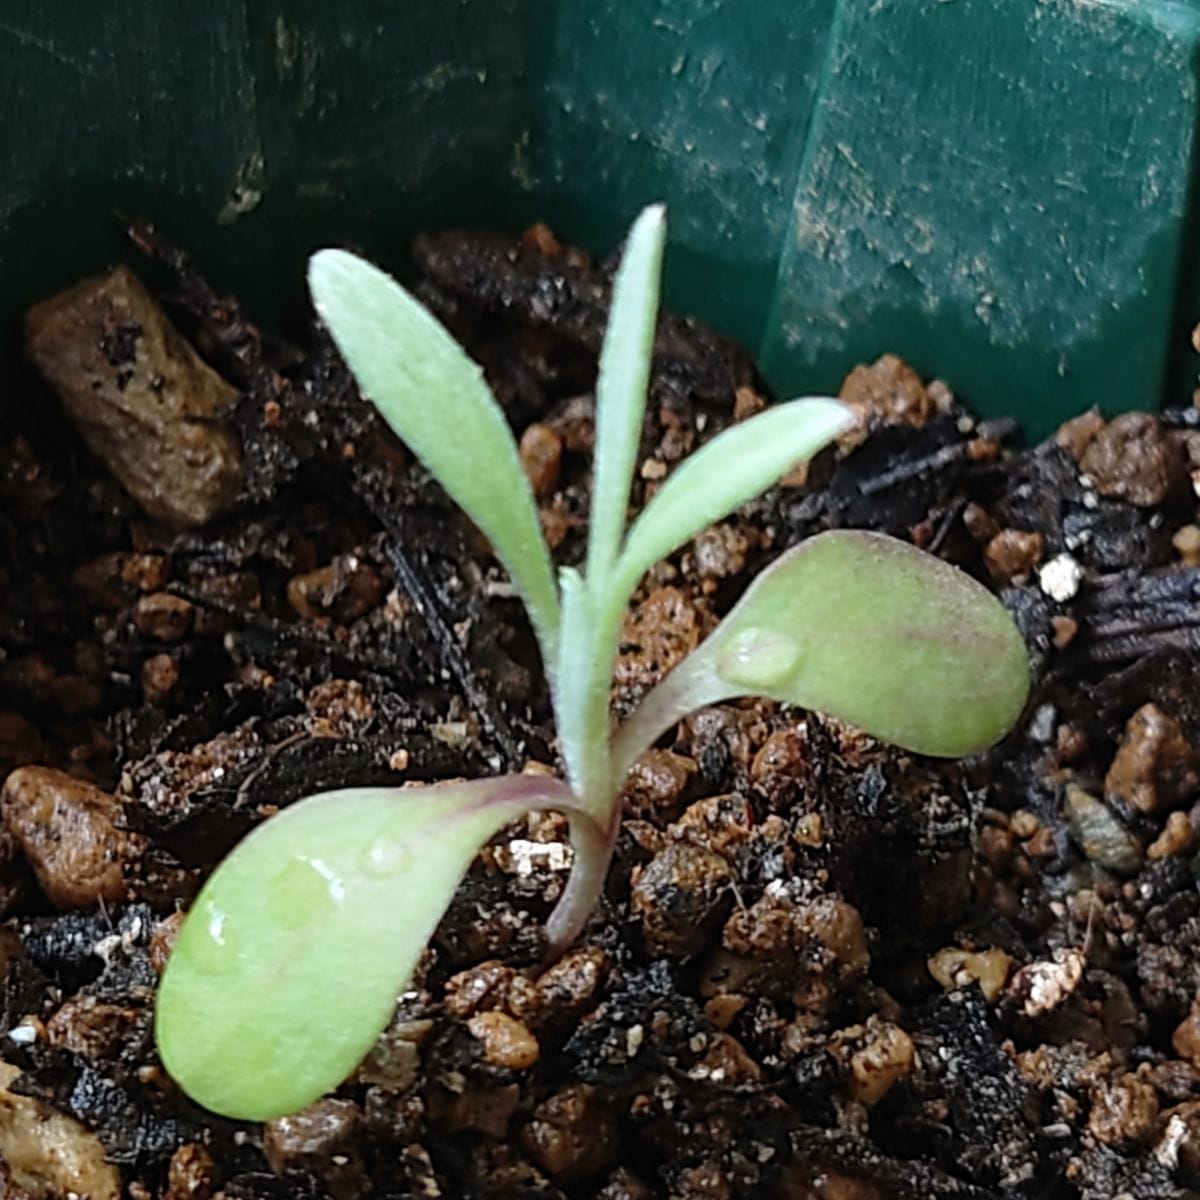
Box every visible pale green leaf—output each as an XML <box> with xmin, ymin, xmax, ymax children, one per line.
<box><xmin>613</xmin><ymin>530</ymin><xmax>1029</xmax><ymax>770</ymax></box>
<box><xmin>586</xmin><ymin>205</ymin><xmax>666</xmax><ymax>583</ymax></box>
<box><xmin>156</xmin><ymin>776</ymin><xmax>575</xmax><ymax>1120</ymax></box>
<box><xmin>614</xmin><ymin>398</ymin><xmax>853</xmax><ymax>595</ymax></box>
<box><xmin>308</xmin><ymin>250</ymin><xmax>559</xmax><ymax>659</ymax></box>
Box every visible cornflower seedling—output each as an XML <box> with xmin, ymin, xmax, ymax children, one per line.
<box><xmin>155</xmin><ymin>207</ymin><xmax>1030</xmax><ymax>1120</ymax></box>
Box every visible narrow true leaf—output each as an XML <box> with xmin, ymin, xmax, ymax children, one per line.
<box><xmin>308</xmin><ymin>250</ymin><xmax>560</xmax><ymax>659</ymax></box>
<box><xmin>613</xmin><ymin>530</ymin><xmax>1029</xmax><ymax>771</ymax></box>
<box><xmin>614</xmin><ymin>398</ymin><xmax>853</xmax><ymax>595</ymax></box>
<box><xmin>156</xmin><ymin>776</ymin><xmax>576</xmax><ymax>1120</ymax></box>
<box><xmin>585</xmin><ymin>205</ymin><xmax>666</xmax><ymax>584</ymax></box>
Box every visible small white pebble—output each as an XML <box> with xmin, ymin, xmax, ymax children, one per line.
<box><xmin>689</xmin><ymin>1033</ymin><xmax>708</xmax><ymax>1053</ymax></box>
<box><xmin>956</xmin><ymin>415</ymin><xmax>975</xmax><ymax>434</ymax></box>
<box><xmin>1081</xmin><ymin>490</ymin><xmax>1099</xmax><ymax>510</ymax></box>
<box><xmin>626</xmin><ymin>1024</ymin><xmax>645</xmax><ymax>1057</ymax></box>
<box><xmin>1038</xmin><ymin>553</ymin><xmax>1083</xmax><ymax>602</ymax></box>
<box><xmin>8</xmin><ymin>1024</ymin><xmax>37</xmax><ymax>1045</ymax></box>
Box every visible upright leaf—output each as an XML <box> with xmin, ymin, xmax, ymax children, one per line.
<box><xmin>309</xmin><ymin>250</ymin><xmax>559</xmax><ymax>659</ymax></box>
<box><xmin>613</xmin><ymin>530</ymin><xmax>1029</xmax><ymax>773</ymax></box>
<box><xmin>614</xmin><ymin>398</ymin><xmax>852</xmax><ymax>595</ymax></box>
<box><xmin>156</xmin><ymin>776</ymin><xmax>576</xmax><ymax>1120</ymax></box>
<box><xmin>585</xmin><ymin>205</ymin><xmax>666</xmax><ymax>584</ymax></box>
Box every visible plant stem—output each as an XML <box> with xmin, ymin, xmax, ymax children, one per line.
<box><xmin>544</xmin><ymin>809</ymin><xmax>618</xmax><ymax>957</ymax></box>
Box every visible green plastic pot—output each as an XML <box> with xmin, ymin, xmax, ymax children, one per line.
<box><xmin>4</xmin><ymin>1</ymin><xmax>1200</xmax><ymax>437</ymax></box>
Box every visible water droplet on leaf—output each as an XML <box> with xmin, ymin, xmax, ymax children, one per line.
<box><xmin>360</xmin><ymin>834</ymin><xmax>409</xmax><ymax>878</ymax></box>
<box><xmin>716</xmin><ymin>627</ymin><xmax>802</xmax><ymax>691</ymax></box>
<box><xmin>187</xmin><ymin>901</ymin><xmax>241</xmax><ymax>975</ymax></box>
<box><xmin>265</xmin><ymin>856</ymin><xmax>345</xmax><ymax>931</ymax></box>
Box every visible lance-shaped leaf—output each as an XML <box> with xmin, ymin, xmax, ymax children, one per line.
<box><xmin>156</xmin><ymin>776</ymin><xmax>578</xmax><ymax>1121</ymax></box>
<box><xmin>613</xmin><ymin>530</ymin><xmax>1029</xmax><ymax>775</ymax></box>
<box><xmin>586</xmin><ymin>204</ymin><xmax>665</xmax><ymax>584</ymax></box>
<box><xmin>613</xmin><ymin>398</ymin><xmax>853</xmax><ymax>595</ymax></box>
<box><xmin>309</xmin><ymin>250</ymin><xmax>560</xmax><ymax>659</ymax></box>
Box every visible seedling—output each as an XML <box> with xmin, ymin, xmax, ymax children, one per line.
<box><xmin>155</xmin><ymin>207</ymin><xmax>1030</xmax><ymax>1120</ymax></box>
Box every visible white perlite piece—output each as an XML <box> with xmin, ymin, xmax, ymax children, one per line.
<box><xmin>493</xmin><ymin>839</ymin><xmax>571</xmax><ymax>877</ymax></box>
<box><xmin>1038</xmin><ymin>553</ymin><xmax>1083</xmax><ymax>602</ymax></box>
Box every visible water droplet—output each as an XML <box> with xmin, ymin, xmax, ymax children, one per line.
<box><xmin>716</xmin><ymin>627</ymin><xmax>802</xmax><ymax>692</ymax></box>
<box><xmin>185</xmin><ymin>900</ymin><xmax>241</xmax><ymax>975</ymax></box>
<box><xmin>360</xmin><ymin>834</ymin><xmax>409</xmax><ymax>878</ymax></box>
<box><xmin>266</xmin><ymin>856</ymin><xmax>345</xmax><ymax>931</ymax></box>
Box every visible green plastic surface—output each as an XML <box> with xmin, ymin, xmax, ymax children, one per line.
<box><xmin>4</xmin><ymin>1</ymin><xmax>1200</xmax><ymax>435</ymax></box>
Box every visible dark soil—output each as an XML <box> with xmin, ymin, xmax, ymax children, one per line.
<box><xmin>2</xmin><ymin>218</ymin><xmax>1200</xmax><ymax>1199</ymax></box>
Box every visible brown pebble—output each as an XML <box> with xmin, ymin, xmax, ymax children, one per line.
<box><xmin>305</xmin><ymin>679</ymin><xmax>375</xmax><ymax>738</ymax></box>
<box><xmin>833</xmin><ymin>1018</ymin><xmax>916</xmax><ymax>1107</ymax></box>
<box><xmin>962</xmin><ymin>502</ymin><xmax>1001</xmax><ymax>545</ymax></box>
<box><xmin>733</xmin><ymin>386</ymin><xmax>767</xmax><ymax>422</ymax></box>
<box><xmin>927</xmin><ymin>947</ymin><xmax>1013</xmax><ymax>1002</ymax></box>
<box><xmin>445</xmin><ymin>960</ymin><xmax>516</xmax><ymax>1018</ymax></box>
<box><xmin>750</xmin><ymin>728</ymin><xmax>808</xmax><ymax>808</ymax></box>
<box><xmin>619</xmin><ymin>749</ymin><xmax>695</xmax><ymax>823</ymax></box>
<box><xmin>692</xmin><ymin>522</ymin><xmax>756</xmax><ymax>582</ymax></box>
<box><xmin>984</xmin><ymin>529</ymin><xmax>1044</xmax><ymax>584</ymax></box>
<box><xmin>120</xmin><ymin>553</ymin><xmax>170</xmax><ymax>592</ymax></box>
<box><xmin>1174</xmin><ymin>999</ymin><xmax>1200</xmax><ymax>1068</ymax></box>
<box><xmin>976</xmin><ymin>825</ymin><xmax>1014</xmax><ymax>870</ymax></box>
<box><xmin>518</xmin><ymin>422</ymin><xmax>563</xmax><ymax>498</ymax></box>
<box><xmin>165</xmin><ymin>1143</ymin><xmax>217</xmax><ymax>1200</ymax></box>
<box><xmin>429</xmin><ymin>1079</ymin><xmax>521</xmax><ymax>1139</ymax></box>
<box><xmin>632</xmin><ymin>841</ymin><xmax>732</xmax><ymax>957</ymax></box>
<box><xmin>615</xmin><ymin>587</ymin><xmax>714</xmax><ymax>701</ymax></box>
<box><xmin>2</xmin><ymin>767</ymin><xmax>127</xmax><ymax>909</ymax></box>
<box><xmin>149</xmin><ymin>911</ymin><xmax>185</xmax><ymax>973</ymax></box>
<box><xmin>263</xmin><ymin>1099</ymin><xmax>364</xmax><ymax>1195</ymax></box>
<box><xmin>521</xmin><ymin>222</ymin><xmax>563</xmax><ymax>257</ymax></box>
<box><xmin>520</xmin><ymin>1084</ymin><xmax>618</xmax><ymax>1182</ymax></box>
<box><xmin>141</xmin><ymin>653</ymin><xmax>180</xmax><ymax>704</ymax></box>
<box><xmin>529</xmin><ymin>947</ymin><xmax>609</xmax><ymax>1026</ymax></box>
<box><xmin>0</xmin><ymin>1060</ymin><xmax>121</xmax><ymax>1200</ymax></box>
<box><xmin>1054</xmin><ymin>408</ymin><xmax>1106</xmax><ymax>462</ymax></box>
<box><xmin>1051</xmin><ymin>615</ymin><xmax>1078</xmax><ymax>649</ymax></box>
<box><xmin>704</xmin><ymin>993</ymin><xmax>750</xmax><ymax>1031</ymax></box>
<box><xmin>467</xmin><ymin>1010</ymin><xmax>540</xmax><ymax>1070</ymax></box>
<box><xmin>1087</xmin><ymin>1071</ymin><xmax>1158</xmax><ymax>1146</ymax></box>
<box><xmin>134</xmin><ymin>593</ymin><xmax>194</xmax><ymax>642</ymax></box>
<box><xmin>1148</xmin><ymin>811</ymin><xmax>1197</xmax><ymax>859</ymax></box>
<box><xmin>838</xmin><ymin>354</ymin><xmax>933</xmax><ymax>451</ymax></box>
<box><xmin>1080</xmin><ymin>412</ymin><xmax>1186</xmax><ymax>507</ymax></box>
<box><xmin>287</xmin><ymin>555</ymin><xmax>384</xmax><ymax>623</ymax></box>
<box><xmin>691</xmin><ymin>1031</ymin><xmax>762</xmax><ymax>1087</ymax></box>
<box><xmin>46</xmin><ymin>996</ymin><xmax>136</xmax><ymax>1060</ymax></box>
<box><xmin>1175</xmin><ymin>524</ymin><xmax>1200</xmax><ymax>566</ymax></box>
<box><xmin>1105</xmin><ymin>702</ymin><xmax>1199</xmax><ymax>814</ymax></box>
<box><xmin>24</xmin><ymin>265</ymin><xmax>244</xmax><ymax>527</ymax></box>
